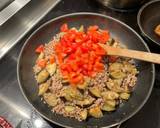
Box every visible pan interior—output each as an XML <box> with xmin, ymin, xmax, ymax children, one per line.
<box><xmin>139</xmin><ymin>1</ymin><xmax>160</xmax><ymax>44</ymax></box>
<box><xmin>18</xmin><ymin>13</ymin><xmax>154</xmax><ymax>128</ymax></box>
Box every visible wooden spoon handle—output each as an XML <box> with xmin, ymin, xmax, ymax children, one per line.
<box><xmin>99</xmin><ymin>43</ymin><xmax>160</xmax><ymax>64</ymax></box>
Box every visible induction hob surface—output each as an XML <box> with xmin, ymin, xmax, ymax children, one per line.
<box><xmin>0</xmin><ymin>0</ymin><xmax>160</xmax><ymax>128</ymax></box>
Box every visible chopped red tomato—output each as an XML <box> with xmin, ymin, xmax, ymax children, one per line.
<box><xmin>37</xmin><ymin>59</ymin><xmax>47</xmax><ymax>68</ymax></box>
<box><xmin>71</xmin><ymin>74</ymin><xmax>83</xmax><ymax>84</ymax></box>
<box><xmin>60</xmin><ymin>23</ymin><xmax>68</xmax><ymax>32</ymax></box>
<box><xmin>49</xmin><ymin>55</ymin><xmax>55</xmax><ymax>64</ymax></box>
<box><xmin>35</xmin><ymin>45</ymin><xmax>44</xmax><ymax>53</ymax></box>
<box><xmin>88</xmin><ymin>25</ymin><xmax>99</xmax><ymax>31</ymax></box>
<box><xmin>54</xmin><ymin>24</ymin><xmax>110</xmax><ymax>86</ymax></box>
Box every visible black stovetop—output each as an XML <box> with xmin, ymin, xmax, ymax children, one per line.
<box><xmin>0</xmin><ymin>0</ymin><xmax>160</xmax><ymax>128</ymax></box>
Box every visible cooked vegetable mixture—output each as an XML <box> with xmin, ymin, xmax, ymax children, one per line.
<box><xmin>33</xmin><ymin>24</ymin><xmax>138</xmax><ymax>121</ymax></box>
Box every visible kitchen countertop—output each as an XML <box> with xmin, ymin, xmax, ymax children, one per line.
<box><xmin>0</xmin><ymin>0</ymin><xmax>160</xmax><ymax>128</ymax></box>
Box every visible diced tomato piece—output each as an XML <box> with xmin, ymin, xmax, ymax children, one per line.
<box><xmin>71</xmin><ymin>62</ymin><xmax>78</xmax><ymax>71</ymax></box>
<box><xmin>65</xmin><ymin>47</ymin><xmax>72</xmax><ymax>54</ymax></box>
<box><xmin>53</xmin><ymin>24</ymin><xmax>110</xmax><ymax>85</ymax></box>
<box><xmin>71</xmin><ymin>74</ymin><xmax>83</xmax><ymax>84</ymax></box>
<box><xmin>49</xmin><ymin>55</ymin><xmax>55</xmax><ymax>64</ymax></box>
<box><xmin>80</xmin><ymin>46</ymin><xmax>88</xmax><ymax>53</ymax></box>
<box><xmin>87</xmin><ymin>62</ymin><xmax>93</xmax><ymax>71</ymax></box>
<box><xmin>95</xmin><ymin>49</ymin><xmax>106</xmax><ymax>55</ymax></box>
<box><xmin>76</xmin><ymin>59</ymin><xmax>83</xmax><ymax>66</ymax></box>
<box><xmin>57</xmin><ymin>53</ymin><xmax>63</xmax><ymax>64</ymax></box>
<box><xmin>55</xmin><ymin>43</ymin><xmax>62</xmax><ymax>53</ymax></box>
<box><xmin>76</xmin><ymin>68</ymin><xmax>82</xmax><ymax>74</ymax></box>
<box><xmin>69</xmin><ymin>33</ymin><xmax>76</xmax><ymax>42</ymax></box>
<box><xmin>61</xmin><ymin>64</ymin><xmax>67</xmax><ymax>70</ymax></box>
<box><xmin>75</xmin><ymin>48</ymin><xmax>82</xmax><ymax>56</ymax></box>
<box><xmin>92</xmin><ymin>31</ymin><xmax>100</xmax><ymax>43</ymax></box>
<box><xmin>37</xmin><ymin>59</ymin><xmax>47</xmax><ymax>68</ymax></box>
<box><xmin>88</xmin><ymin>25</ymin><xmax>99</xmax><ymax>31</ymax></box>
<box><xmin>68</xmin><ymin>53</ymin><xmax>76</xmax><ymax>60</ymax></box>
<box><xmin>82</xmin><ymin>70</ymin><xmax>88</xmax><ymax>75</ymax></box>
<box><xmin>66</xmin><ymin>64</ymin><xmax>72</xmax><ymax>72</ymax></box>
<box><xmin>88</xmin><ymin>71</ymin><xmax>96</xmax><ymax>77</ymax></box>
<box><xmin>91</xmin><ymin>71</ymin><xmax>97</xmax><ymax>77</ymax></box>
<box><xmin>70</xmin><ymin>72</ymin><xmax>77</xmax><ymax>78</ymax></box>
<box><xmin>60</xmin><ymin>23</ymin><xmax>68</xmax><ymax>32</ymax></box>
<box><xmin>82</xmin><ymin>64</ymin><xmax>88</xmax><ymax>70</ymax></box>
<box><xmin>99</xmin><ymin>31</ymin><xmax>110</xmax><ymax>43</ymax></box>
<box><xmin>35</xmin><ymin>44</ymin><xmax>44</xmax><ymax>53</ymax></box>
<box><xmin>94</xmin><ymin>62</ymin><xmax>104</xmax><ymax>70</ymax></box>
<box><xmin>86</xmin><ymin>40</ymin><xmax>92</xmax><ymax>48</ymax></box>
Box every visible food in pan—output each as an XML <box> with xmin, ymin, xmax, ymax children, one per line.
<box><xmin>33</xmin><ymin>24</ymin><xmax>138</xmax><ymax>121</ymax></box>
<box><xmin>154</xmin><ymin>24</ymin><xmax>160</xmax><ymax>37</ymax></box>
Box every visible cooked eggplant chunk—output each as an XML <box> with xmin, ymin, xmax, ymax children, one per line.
<box><xmin>38</xmin><ymin>52</ymin><xmax>45</xmax><ymax>60</ymax></box>
<box><xmin>36</xmin><ymin>69</ymin><xmax>49</xmax><ymax>83</ymax></box>
<box><xmin>110</xmin><ymin>70</ymin><xmax>126</xmax><ymax>79</ymax></box>
<box><xmin>64</xmin><ymin>106</ymin><xmax>75</xmax><ymax>112</ymax></box>
<box><xmin>38</xmin><ymin>80</ymin><xmax>51</xmax><ymax>95</ymax></box>
<box><xmin>120</xmin><ymin>92</ymin><xmax>130</xmax><ymax>100</ymax></box>
<box><xmin>46</xmin><ymin>63</ymin><xmax>56</xmax><ymax>76</ymax></box>
<box><xmin>80</xmin><ymin>109</ymin><xmax>87</xmax><ymax>120</ymax></box>
<box><xmin>101</xmin><ymin>103</ymin><xmax>115</xmax><ymax>112</ymax></box>
<box><xmin>101</xmin><ymin>91</ymin><xmax>119</xmax><ymax>100</ymax></box>
<box><xmin>43</xmin><ymin>93</ymin><xmax>58</xmax><ymax>107</ymax></box>
<box><xmin>109</xmin><ymin>63</ymin><xmax>123</xmax><ymax>72</ymax></box>
<box><xmin>63</xmin><ymin>86</ymin><xmax>83</xmax><ymax>101</ymax></box>
<box><xmin>76</xmin><ymin>97</ymin><xmax>94</xmax><ymax>106</ymax></box>
<box><xmin>79</xmin><ymin>25</ymin><xmax>84</xmax><ymax>32</ymax></box>
<box><xmin>89</xmin><ymin>86</ymin><xmax>101</xmax><ymax>97</ymax></box>
<box><xmin>105</xmin><ymin>100</ymin><xmax>116</xmax><ymax>107</ymax></box>
<box><xmin>77</xmin><ymin>77</ymin><xmax>90</xmax><ymax>89</ymax></box>
<box><xmin>89</xmin><ymin>106</ymin><xmax>103</xmax><ymax>118</ymax></box>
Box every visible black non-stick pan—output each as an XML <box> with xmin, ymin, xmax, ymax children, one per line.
<box><xmin>138</xmin><ymin>0</ymin><xmax>160</xmax><ymax>46</ymax></box>
<box><xmin>17</xmin><ymin>13</ymin><xmax>155</xmax><ymax>128</ymax></box>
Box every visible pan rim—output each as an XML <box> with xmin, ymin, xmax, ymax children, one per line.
<box><xmin>17</xmin><ymin>12</ymin><xmax>155</xmax><ymax>128</ymax></box>
<box><xmin>137</xmin><ymin>0</ymin><xmax>160</xmax><ymax>46</ymax></box>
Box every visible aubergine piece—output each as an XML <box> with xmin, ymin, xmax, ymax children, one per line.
<box><xmin>109</xmin><ymin>63</ymin><xmax>123</xmax><ymax>72</ymax></box>
<box><xmin>120</xmin><ymin>92</ymin><xmax>130</xmax><ymax>100</ymax></box>
<box><xmin>43</xmin><ymin>93</ymin><xmax>58</xmax><ymax>107</ymax></box>
<box><xmin>38</xmin><ymin>80</ymin><xmax>51</xmax><ymax>95</ymax></box>
<box><xmin>105</xmin><ymin>100</ymin><xmax>116</xmax><ymax>107</ymax></box>
<box><xmin>89</xmin><ymin>86</ymin><xmax>101</xmax><ymax>97</ymax></box>
<box><xmin>46</xmin><ymin>63</ymin><xmax>56</xmax><ymax>76</ymax></box>
<box><xmin>64</xmin><ymin>106</ymin><xmax>75</xmax><ymax>112</ymax></box>
<box><xmin>76</xmin><ymin>97</ymin><xmax>94</xmax><ymax>106</ymax></box>
<box><xmin>37</xmin><ymin>52</ymin><xmax>45</xmax><ymax>60</ymax></box>
<box><xmin>79</xmin><ymin>25</ymin><xmax>84</xmax><ymax>32</ymax></box>
<box><xmin>123</xmin><ymin>62</ymin><xmax>138</xmax><ymax>75</ymax></box>
<box><xmin>36</xmin><ymin>69</ymin><xmax>49</xmax><ymax>84</ymax></box>
<box><xmin>89</xmin><ymin>106</ymin><xmax>103</xmax><ymax>118</ymax></box>
<box><xmin>77</xmin><ymin>77</ymin><xmax>90</xmax><ymax>89</ymax></box>
<box><xmin>101</xmin><ymin>91</ymin><xmax>119</xmax><ymax>100</ymax></box>
<box><xmin>80</xmin><ymin>109</ymin><xmax>88</xmax><ymax>120</ymax></box>
<box><xmin>110</xmin><ymin>70</ymin><xmax>126</xmax><ymax>79</ymax></box>
<box><xmin>63</xmin><ymin>86</ymin><xmax>83</xmax><ymax>101</ymax></box>
<box><xmin>101</xmin><ymin>103</ymin><xmax>115</xmax><ymax>112</ymax></box>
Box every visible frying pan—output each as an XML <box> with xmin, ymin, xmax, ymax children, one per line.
<box><xmin>17</xmin><ymin>13</ymin><xmax>155</xmax><ymax>128</ymax></box>
<box><xmin>138</xmin><ymin>0</ymin><xmax>160</xmax><ymax>46</ymax></box>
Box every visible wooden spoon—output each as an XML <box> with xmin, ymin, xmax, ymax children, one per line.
<box><xmin>99</xmin><ymin>43</ymin><xmax>160</xmax><ymax>64</ymax></box>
